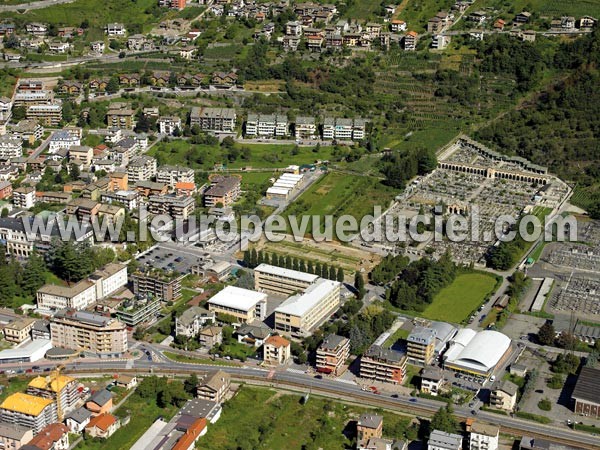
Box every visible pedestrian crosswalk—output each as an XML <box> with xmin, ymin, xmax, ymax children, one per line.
<box><xmin>286</xmin><ymin>368</ymin><xmax>306</xmax><ymax>375</ymax></box>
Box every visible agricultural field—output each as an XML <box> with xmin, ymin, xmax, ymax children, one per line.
<box><xmin>420</xmin><ymin>272</ymin><xmax>499</xmax><ymax>323</ymax></box>
<box><xmin>202</xmin><ymin>386</ymin><xmax>414</xmax><ymax>450</ymax></box>
<box><xmin>343</xmin><ymin>0</ymin><xmax>385</xmax><ymax>20</ymax></box>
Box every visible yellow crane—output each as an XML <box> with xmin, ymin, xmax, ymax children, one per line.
<box><xmin>52</xmin><ymin>364</ymin><xmax>66</xmax><ymax>421</ymax></box>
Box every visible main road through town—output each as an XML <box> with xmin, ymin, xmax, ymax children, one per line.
<box><xmin>2</xmin><ymin>354</ymin><xmax>598</xmax><ymax>449</ymax></box>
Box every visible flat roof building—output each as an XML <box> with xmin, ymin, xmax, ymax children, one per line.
<box><xmin>0</xmin><ymin>393</ymin><xmax>57</xmax><ymax>434</ymax></box>
<box><xmin>407</xmin><ymin>326</ymin><xmax>437</xmax><ymax>365</ymax></box>
<box><xmin>316</xmin><ymin>334</ymin><xmax>350</xmax><ymax>376</ymax></box>
<box><xmin>274</xmin><ymin>279</ymin><xmax>341</xmax><ymax>337</ymax></box>
<box><xmin>190</xmin><ymin>107</ymin><xmax>236</xmax><ymax>132</ymax></box>
<box><xmin>428</xmin><ymin>430</ymin><xmax>463</xmax><ymax>450</ymax></box>
<box><xmin>207</xmin><ymin>286</ymin><xmax>267</xmax><ymax>323</ymax></box>
<box><xmin>360</xmin><ymin>345</ymin><xmax>407</xmax><ymax>384</ymax></box>
<box><xmin>254</xmin><ymin>263</ymin><xmax>319</xmax><ymax>296</ymax></box>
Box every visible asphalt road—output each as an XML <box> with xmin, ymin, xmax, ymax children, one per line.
<box><xmin>0</xmin><ymin>0</ymin><xmax>75</xmax><ymax>12</ymax></box>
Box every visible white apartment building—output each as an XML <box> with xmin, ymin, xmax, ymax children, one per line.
<box><xmin>100</xmin><ymin>190</ymin><xmax>139</xmax><ymax>210</ymax></box>
<box><xmin>246</xmin><ymin>113</ymin><xmax>289</xmax><ymax>137</ymax></box>
<box><xmin>12</xmin><ymin>186</ymin><xmax>35</xmax><ymax>209</ymax></box>
<box><xmin>26</xmin><ymin>103</ymin><xmax>62</xmax><ymax>127</ymax></box>
<box><xmin>0</xmin><ymin>136</ymin><xmax>22</xmax><ymax>159</ymax></box>
<box><xmin>88</xmin><ymin>263</ymin><xmax>128</xmax><ymax>299</ymax></box>
<box><xmin>274</xmin><ymin>279</ymin><xmax>341</xmax><ymax>336</ymax></box>
<box><xmin>322</xmin><ymin>117</ymin><xmax>367</xmax><ymax>141</ymax></box>
<box><xmin>36</xmin><ymin>280</ymin><xmax>97</xmax><ymax>311</ymax></box>
<box><xmin>428</xmin><ymin>430</ymin><xmax>462</xmax><ymax>450</ymax></box>
<box><xmin>156</xmin><ymin>165</ymin><xmax>195</xmax><ymax>188</ymax></box>
<box><xmin>469</xmin><ymin>422</ymin><xmax>499</xmax><ymax>450</ymax></box>
<box><xmin>158</xmin><ymin>116</ymin><xmax>182</xmax><ymax>135</ymax></box>
<box><xmin>294</xmin><ymin>116</ymin><xmax>317</xmax><ymax>139</ymax></box>
<box><xmin>175</xmin><ymin>306</ymin><xmax>216</xmax><ymax>338</ymax></box>
<box><xmin>105</xmin><ymin>23</ymin><xmax>126</xmax><ymax>36</ymax></box>
<box><xmin>190</xmin><ymin>107</ymin><xmax>236</xmax><ymax>132</ymax></box>
<box><xmin>48</xmin><ymin>130</ymin><xmax>80</xmax><ymax>154</ymax></box>
<box><xmin>127</xmin><ymin>156</ymin><xmax>157</xmax><ymax>183</ymax></box>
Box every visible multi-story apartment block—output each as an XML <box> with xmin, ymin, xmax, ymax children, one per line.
<box><xmin>190</xmin><ymin>107</ymin><xmax>236</xmax><ymax>132</ymax></box>
<box><xmin>68</xmin><ymin>145</ymin><xmax>93</xmax><ymax>167</ymax></box>
<box><xmin>3</xmin><ymin>317</ymin><xmax>35</xmax><ymax>343</ymax></box>
<box><xmin>316</xmin><ymin>334</ymin><xmax>350</xmax><ymax>376</ymax></box>
<box><xmin>100</xmin><ymin>190</ymin><xmax>139</xmax><ymax>210</ymax></box>
<box><xmin>50</xmin><ymin>309</ymin><xmax>128</xmax><ymax>357</ymax></box>
<box><xmin>245</xmin><ymin>113</ymin><xmax>289</xmax><ymax>137</ymax></box>
<box><xmin>13</xmin><ymin>91</ymin><xmax>53</xmax><ymax>108</ymax></box>
<box><xmin>0</xmin><ymin>393</ymin><xmax>57</xmax><ymax>434</ymax></box>
<box><xmin>10</xmin><ymin>119</ymin><xmax>43</xmax><ymax>144</ymax></box>
<box><xmin>48</xmin><ymin>129</ymin><xmax>80</xmax><ymax>153</ymax></box>
<box><xmin>357</xmin><ymin>414</ymin><xmax>383</xmax><ymax>446</ymax></box>
<box><xmin>274</xmin><ymin>279</ymin><xmax>341</xmax><ymax>336</ymax></box>
<box><xmin>407</xmin><ymin>326</ymin><xmax>437</xmax><ymax>365</ymax></box>
<box><xmin>203</xmin><ymin>175</ymin><xmax>241</xmax><ymax>207</ymax></box>
<box><xmin>27</xmin><ymin>373</ymin><xmax>80</xmax><ymax>417</ymax></box>
<box><xmin>322</xmin><ymin>117</ymin><xmax>367</xmax><ymax>141</ymax></box>
<box><xmin>0</xmin><ymin>135</ymin><xmax>23</xmax><ymax>159</ymax></box>
<box><xmin>106</xmin><ymin>104</ymin><xmax>135</xmax><ymax>129</ymax></box>
<box><xmin>12</xmin><ymin>186</ymin><xmax>35</xmax><ymax>209</ymax></box>
<box><xmin>359</xmin><ymin>345</ymin><xmax>407</xmax><ymax>384</ymax></box>
<box><xmin>115</xmin><ymin>297</ymin><xmax>161</xmax><ymax>326</ymax></box>
<box><xmin>156</xmin><ymin>165</ymin><xmax>195</xmax><ymax>188</ymax></box>
<box><xmin>175</xmin><ymin>306</ymin><xmax>216</xmax><ymax>337</ymax></box>
<box><xmin>207</xmin><ymin>286</ymin><xmax>267</xmax><ymax>323</ymax></box>
<box><xmin>490</xmin><ymin>380</ymin><xmax>518</xmax><ymax>411</ymax></box>
<box><xmin>37</xmin><ymin>280</ymin><xmax>97</xmax><ymax>311</ymax></box>
<box><xmin>158</xmin><ymin>116</ymin><xmax>182</xmax><ymax>135</ymax></box>
<box><xmin>131</xmin><ymin>269</ymin><xmax>183</xmax><ymax>302</ymax></box>
<box><xmin>254</xmin><ymin>264</ymin><xmax>319</xmax><ymax>296</ymax></box>
<box><xmin>148</xmin><ymin>194</ymin><xmax>195</xmax><ymax>219</ymax></box>
<box><xmin>26</xmin><ymin>103</ymin><xmax>62</xmax><ymax>126</ymax></box>
<box><xmin>127</xmin><ymin>156</ymin><xmax>157</xmax><ymax>183</ymax></box>
<box><xmin>294</xmin><ymin>116</ymin><xmax>317</xmax><ymax>139</ymax></box>
<box><xmin>197</xmin><ymin>370</ymin><xmax>230</xmax><ymax>404</ymax></box>
<box><xmin>87</xmin><ymin>263</ymin><xmax>128</xmax><ymax>299</ymax></box>
<box><xmin>285</xmin><ymin>21</ymin><xmax>303</xmax><ymax>36</ymax></box>
<box><xmin>469</xmin><ymin>422</ymin><xmax>499</xmax><ymax>450</ymax></box>
<box><xmin>403</xmin><ymin>31</ymin><xmax>418</xmax><ymax>50</ymax></box>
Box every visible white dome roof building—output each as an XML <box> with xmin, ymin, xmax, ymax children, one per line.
<box><xmin>443</xmin><ymin>330</ymin><xmax>512</xmax><ymax>377</ymax></box>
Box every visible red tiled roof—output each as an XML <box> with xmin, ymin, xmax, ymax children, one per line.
<box><xmin>26</xmin><ymin>423</ymin><xmax>68</xmax><ymax>450</ymax></box>
<box><xmin>172</xmin><ymin>418</ymin><xmax>207</xmax><ymax>450</ymax></box>
<box><xmin>266</xmin><ymin>335</ymin><xmax>290</xmax><ymax>348</ymax></box>
<box><xmin>86</xmin><ymin>413</ymin><xmax>117</xmax><ymax>432</ymax></box>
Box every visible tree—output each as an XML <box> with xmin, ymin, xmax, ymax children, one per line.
<box><xmin>12</xmin><ymin>106</ymin><xmax>26</xmax><ymax>121</ymax></box>
<box><xmin>354</xmin><ymin>271</ymin><xmax>365</xmax><ymax>300</ymax></box>
<box><xmin>328</xmin><ymin>266</ymin><xmax>336</xmax><ymax>281</ymax></box>
<box><xmin>106</xmin><ymin>77</ymin><xmax>119</xmax><ymax>94</ymax></box>
<box><xmin>537</xmin><ymin>322</ymin><xmax>555</xmax><ymax>346</ymax></box>
<box><xmin>243</xmin><ymin>250</ymin><xmax>251</xmax><ymax>267</ymax></box>
<box><xmin>184</xmin><ymin>374</ymin><xmax>198</xmax><ymax>395</ymax></box>
<box><xmin>429</xmin><ymin>404</ymin><xmax>458</xmax><ymax>435</ymax></box>
<box><xmin>21</xmin><ymin>251</ymin><xmax>47</xmax><ymax>297</ymax></box>
<box><xmin>336</xmin><ymin>267</ymin><xmax>344</xmax><ymax>283</ymax></box>
<box><xmin>69</xmin><ymin>163</ymin><xmax>80</xmax><ymax>180</ymax></box>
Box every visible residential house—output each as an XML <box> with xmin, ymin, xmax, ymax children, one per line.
<box><xmin>114</xmin><ymin>375</ymin><xmax>137</xmax><ymax>390</ymax></box>
<box><xmin>468</xmin><ymin>11</ymin><xmax>487</xmax><ymax>25</ymax></box>
<box><xmin>0</xmin><ymin>423</ymin><xmax>33</xmax><ymax>450</ymax></box>
<box><xmin>85</xmin><ymin>390</ymin><xmax>113</xmax><ymax>416</ymax></box>
<box><xmin>0</xmin><ymin>180</ymin><xmax>12</xmax><ymax>200</ymax></box>
<box><xmin>59</xmin><ymin>81</ymin><xmax>82</xmax><ymax>95</ymax></box>
<box><xmin>90</xmin><ymin>41</ymin><xmax>105</xmax><ymax>54</ymax></box>
<box><xmin>211</xmin><ymin>72</ymin><xmax>238</xmax><ymax>87</ymax></box>
<box><xmin>199</xmin><ymin>326</ymin><xmax>223</xmax><ymax>348</ymax></box>
<box><xmin>24</xmin><ymin>423</ymin><xmax>69</xmax><ymax>450</ymax></box>
<box><xmin>158</xmin><ymin>116</ymin><xmax>182</xmax><ymax>135</ymax></box>
<box><xmin>579</xmin><ymin>16</ymin><xmax>597</xmax><ymax>30</ymax></box>
<box><xmin>3</xmin><ymin>318</ymin><xmax>35</xmax><ymax>343</ymax></box>
<box><xmin>403</xmin><ymin>31</ymin><xmax>418</xmax><ymax>50</ymax></box>
<box><xmin>89</xmin><ymin>77</ymin><xmax>109</xmax><ymax>91</ymax></box>
<box><xmin>391</xmin><ymin>19</ymin><xmax>406</xmax><ymax>32</ymax></box>
<box><xmin>85</xmin><ymin>413</ymin><xmax>119</xmax><ymax>439</ymax></box>
<box><xmin>150</xmin><ymin>71</ymin><xmax>170</xmax><ymax>86</ymax></box>
<box><xmin>48</xmin><ymin>130</ymin><xmax>80</xmax><ymax>153</ymax></box>
<box><xmin>490</xmin><ymin>380</ymin><xmax>518</xmax><ymax>411</ymax></box>
<box><xmin>357</xmin><ymin>414</ymin><xmax>383</xmax><ymax>448</ymax></box>
<box><xmin>175</xmin><ymin>306</ymin><xmax>216</xmax><ymax>337</ymax></box>
<box><xmin>263</xmin><ymin>335</ymin><xmax>291</xmax><ymax>365</ymax></box>
<box><xmin>420</xmin><ymin>368</ymin><xmax>444</xmax><ymax>396</ymax></box>
<box><xmin>468</xmin><ymin>421</ymin><xmax>499</xmax><ymax>450</ymax></box>
<box><xmin>236</xmin><ymin>322</ymin><xmax>273</xmax><ymax>347</ymax></box>
<box><xmin>65</xmin><ymin>407</ymin><xmax>92</xmax><ymax>433</ymax></box>
<box><xmin>105</xmin><ymin>23</ymin><xmax>126</xmax><ymax>36</ymax></box>
<box><xmin>515</xmin><ymin>12</ymin><xmax>531</xmax><ymax>23</ymax></box>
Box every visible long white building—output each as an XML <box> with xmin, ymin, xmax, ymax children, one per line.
<box><xmin>207</xmin><ymin>286</ymin><xmax>267</xmax><ymax>323</ymax></box>
<box><xmin>254</xmin><ymin>264</ymin><xmax>319</xmax><ymax>296</ymax></box>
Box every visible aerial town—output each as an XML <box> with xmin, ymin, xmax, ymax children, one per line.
<box><xmin>0</xmin><ymin>0</ymin><xmax>597</xmax><ymax>449</ymax></box>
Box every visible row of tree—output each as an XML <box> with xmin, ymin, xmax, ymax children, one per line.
<box><xmin>369</xmin><ymin>254</ymin><xmax>410</xmax><ymax>285</ymax></box>
<box><xmin>242</xmin><ymin>249</ymin><xmax>344</xmax><ymax>282</ymax></box>
<box><xmin>0</xmin><ymin>248</ymin><xmax>47</xmax><ymax>307</ymax></box>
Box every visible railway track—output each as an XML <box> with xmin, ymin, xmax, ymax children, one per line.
<box><xmin>65</xmin><ymin>367</ymin><xmax>599</xmax><ymax>449</ymax></box>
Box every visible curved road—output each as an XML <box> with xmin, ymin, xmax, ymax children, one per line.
<box><xmin>0</xmin><ymin>0</ymin><xmax>75</xmax><ymax>12</ymax></box>
<box><xmin>2</xmin><ymin>353</ymin><xmax>598</xmax><ymax>448</ymax></box>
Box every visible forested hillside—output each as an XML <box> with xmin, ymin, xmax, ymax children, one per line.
<box><xmin>474</xmin><ymin>29</ymin><xmax>600</xmax><ymax>215</ymax></box>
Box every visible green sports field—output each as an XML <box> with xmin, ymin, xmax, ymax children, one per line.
<box><xmin>421</xmin><ymin>272</ymin><xmax>499</xmax><ymax>323</ymax></box>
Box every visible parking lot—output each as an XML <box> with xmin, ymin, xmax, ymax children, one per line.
<box><xmin>136</xmin><ymin>243</ymin><xmax>211</xmax><ymax>274</ymax></box>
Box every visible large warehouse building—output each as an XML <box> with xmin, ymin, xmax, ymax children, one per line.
<box><xmin>442</xmin><ymin>330</ymin><xmax>511</xmax><ymax>377</ymax></box>
<box><xmin>207</xmin><ymin>286</ymin><xmax>267</xmax><ymax>324</ymax></box>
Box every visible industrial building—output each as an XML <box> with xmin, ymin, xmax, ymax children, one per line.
<box><xmin>443</xmin><ymin>330</ymin><xmax>511</xmax><ymax>377</ymax></box>
<box><xmin>571</xmin><ymin>367</ymin><xmax>600</xmax><ymax>418</ymax></box>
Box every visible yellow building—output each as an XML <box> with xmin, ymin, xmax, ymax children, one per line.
<box><xmin>0</xmin><ymin>393</ymin><xmax>57</xmax><ymax>433</ymax></box>
<box><xmin>3</xmin><ymin>318</ymin><xmax>36</xmax><ymax>343</ymax></box>
<box><xmin>27</xmin><ymin>374</ymin><xmax>79</xmax><ymax>416</ymax></box>
<box><xmin>406</xmin><ymin>326</ymin><xmax>436</xmax><ymax>365</ymax></box>
<box><xmin>254</xmin><ymin>264</ymin><xmax>319</xmax><ymax>296</ymax></box>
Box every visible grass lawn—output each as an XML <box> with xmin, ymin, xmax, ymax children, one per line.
<box><xmin>202</xmin><ymin>386</ymin><xmax>413</xmax><ymax>449</ymax></box>
<box><xmin>402</xmin><ymin>364</ymin><xmax>421</xmax><ymax>389</ymax></box>
<box><xmin>283</xmin><ymin>172</ymin><xmax>398</xmax><ymax>236</ymax></box>
<box><xmin>420</xmin><ymin>272</ymin><xmax>499</xmax><ymax>323</ymax></box>
<box><xmin>147</xmin><ymin>141</ymin><xmax>333</xmax><ymax>170</ymax></box>
<box><xmin>1</xmin><ymin>0</ymin><xmax>161</xmax><ymax>31</ymax></box>
<box><xmin>343</xmin><ymin>0</ymin><xmax>384</xmax><ymax>19</ymax></box>
<box><xmin>0</xmin><ymin>377</ymin><xmax>31</xmax><ymax>402</ymax></box>
<box><xmin>397</xmin><ymin>0</ymin><xmax>456</xmax><ymax>32</ymax></box>
<box><xmin>75</xmin><ymin>392</ymin><xmax>178</xmax><ymax>450</ymax></box>
<box><xmin>163</xmin><ymin>351</ymin><xmax>237</xmax><ymax>367</ymax></box>
<box><xmin>383</xmin><ymin>328</ymin><xmax>409</xmax><ymax>348</ymax></box>
<box><xmin>467</xmin><ymin>0</ymin><xmax>600</xmax><ymax>20</ymax></box>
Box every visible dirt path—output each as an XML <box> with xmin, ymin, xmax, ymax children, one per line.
<box><xmin>392</xmin><ymin>0</ymin><xmax>411</xmax><ymax>19</ymax></box>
